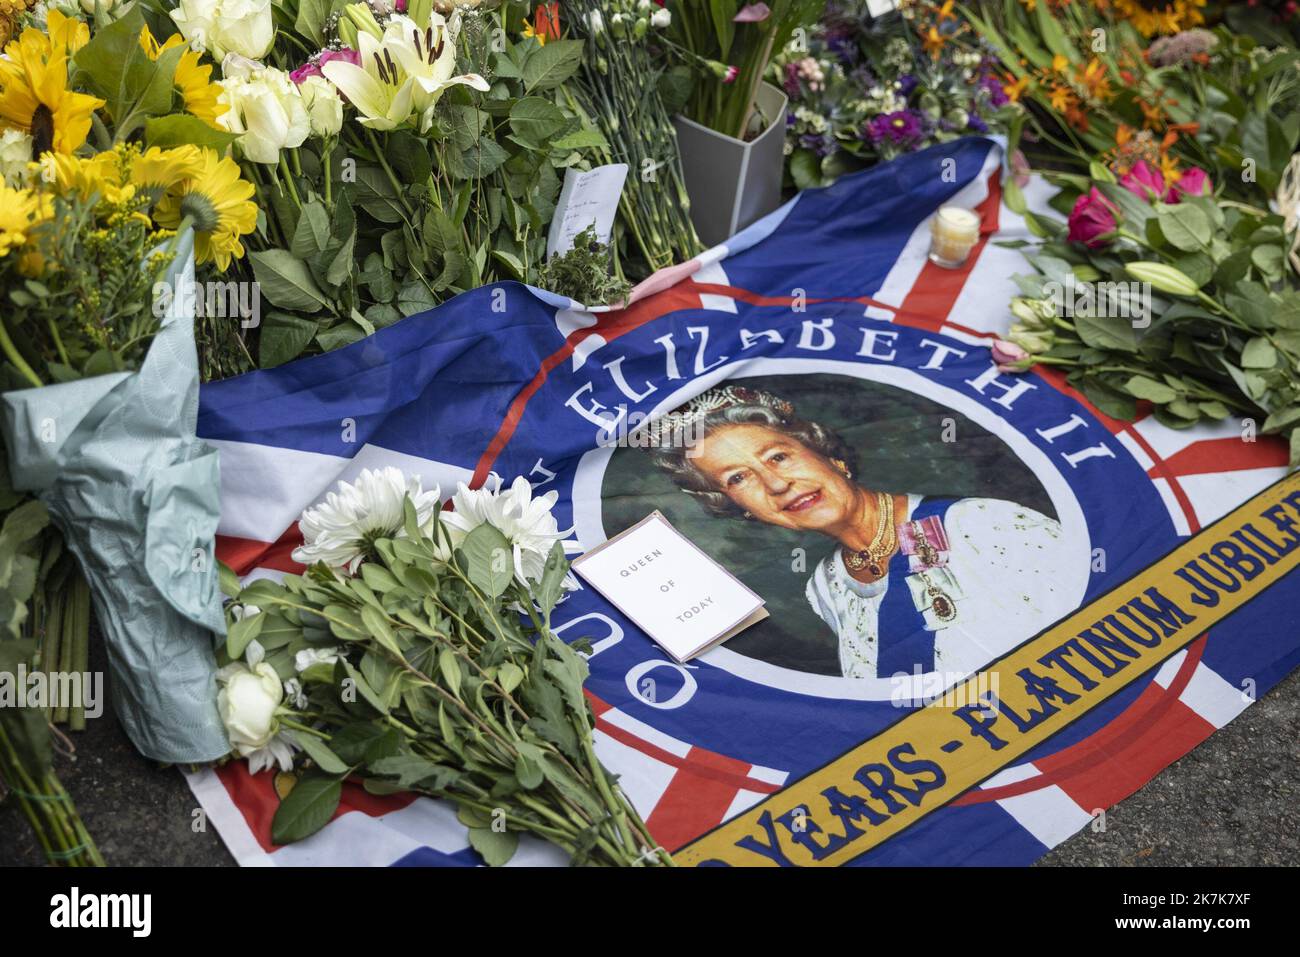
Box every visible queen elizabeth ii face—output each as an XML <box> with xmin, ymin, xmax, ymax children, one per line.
<box><xmin>690</xmin><ymin>422</ymin><xmax>859</xmax><ymax>532</ymax></box>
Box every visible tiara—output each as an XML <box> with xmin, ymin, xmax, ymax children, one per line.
<box><xmin>640</xmin><ymin>386</ymin><xmax>795</xmax><ymax>447</ymax></box>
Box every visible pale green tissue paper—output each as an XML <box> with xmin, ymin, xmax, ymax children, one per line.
<box><xmin>1</xmin><ymin>231</ymin><xmax>230</xmax><ymax>762</ymax></box>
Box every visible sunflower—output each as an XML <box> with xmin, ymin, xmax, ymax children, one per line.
<box><xmin>153</xmin><ymin>148</ymin><xmax>256</xmax><ymax>270</ymax></box>
<box><xmin>138</xmin><ymin>26</ymin><xmax>225</xmax><ymax>130</ymax></box>
<box><xmin>0</xmin><ymin>182</ymin><xmax>49</xmax><ymax>257</ymax></box>
<box><xmin>0</xmin><ymin>12</ymin><xmax>104</xmax><ymax>155</ymax></box>
<box><xmin>1110</xmin><ymin>0</ymin><xmax>1206</xmax><ymax>38</ymax></box>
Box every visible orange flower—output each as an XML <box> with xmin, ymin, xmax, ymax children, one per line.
<box><xmin>1003</xmin><ymin>74</ymin><xmax>1030</xmax><ymax>103</ymax></box>
<box><xmin>535</xmin><ymin>3</ymin><xmax>560</xmax><ymax>42</ymax></box>
<box><xmin>1047</xmin><ymin>83</ymin><xmax>1077</xmax><ymax>113</ymax></box>
<box><xmin>1076</xmin><ymin>57</ymin><xmax>1111</xmax><ymax>101</ymax></box>
<box><xmin>921</xmin><ymin>25</ymin><xmax>945</xmax><ymax>58</ymax></box>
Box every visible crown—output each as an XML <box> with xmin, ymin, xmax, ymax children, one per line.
<box><xmin>640</xmin><ymin>386</ymin><xmax>795</xmax><ymax>447</ymax></box>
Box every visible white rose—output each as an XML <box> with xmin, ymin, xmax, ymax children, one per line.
<box><xmin>586</xmin><ymin>9</ymin><xmax>604</xmax><ymax>33</ymax></box>
<box><xmin>218</xmin><ymin>60</ymin><xmax>311</xmax><ymax>165</ymax></box>
<box><xmin>217</xmin><ymin>660</ymin><xmax>283</xmax><ymax>754</ymax></box>
<box><xmin>0</xmin><ymin>129</ymin><xmax>34</xmax><ymax>188</ymax></box>
<box><xmin>298</xmin><ymin>75</ymin><xmax>343</xmax><ymax>138</ymax></box>
<box><xmin>650</xmin><ymin>8</ymin><xmax>671</xmax><ymax>29</ymax></box>
<box><xmin>171</xmin><ymin>0</ymin><xmax>274</xmax><ymax>61</ymax></box>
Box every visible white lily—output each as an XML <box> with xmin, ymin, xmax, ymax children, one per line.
<box><xmin>322</xmin><ymin>12</ymin><xmax>488</xmax><ymax>133</ymax></box>
<box><xmin>321</xmin><ymin>28</ymin><xmax>417</xmax><ymax>131</ymax></box>
<box><xmin>386</xmin><ymin>12</ymin><xmax>489</xmax><ymax>131</ymax></box>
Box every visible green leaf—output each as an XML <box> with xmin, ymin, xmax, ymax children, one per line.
<box><xmin>388</xmin><ymin>131</ymin><xmax>433</xmax><ymax>184</ymax></box>
<box><xmin>1156</xmin><ymin>203</ymin><xmax>1211</xmax><ymax>252</ymax></box>
<box><xmin>259</xmin><ymin>312</ymin><xmax>317</xmax><ymax>367</ymax></box>
<box><xmin>271</xmin><ymin>773</ymin><xmax>342</xmax><ymax>845</ymax></box>
<box><xmin>460</xmin><ymin>523</ymin><xmax>514</xmax><ymax>598</ymax></box>
<box><xmin>250</xmin><ymin>250</ymin><xmax>332</xmax><ymax>313</ymax></box>
<box><xmin>287</xmin><ymin>731</ymin><xmax>351</xmax><ymax>774</ymax></box>
<box><xmin>226</xmin><ymin>610</ymin><xmax>265</xmax><ymax>659</ymax></box>
<box><xmin>498</xmin><ymin>661</ymin><xmax>525</xmax><ymax>694</ymax></box>
<box><xmin>1124</xmin><ymin>375</ymin><xmax>1179</xmax><ymax>403</ymax></box>
<box><xmin>467</xmin><ymin>826</ymin><xmax>518</xmax><ymax>866</ymax></box>
<box><xmin>438</xmin><ymin>647</ymin><xmax>462</xmax><ymax>696</ymax></box>
<box><xmin>1073</xmin><ymin>312</ymin><xmax>1138</xmax><ymax>353</ymax></box>
<box><xmin>1241</xmin><ymin>337</ymin><xmax>1278</xmax><ymax>369</ymax></box>
<box><xmin>291</xmin><ymin>201</ymin><xmax>331</xmax><ymax>258</ymax></box>
<box><xmin>359</xmin><ymin>604</ymin><xmax>401</xmax><ymax>657</ymax></box>
<box><xmin>521</xmin><ymin>39</ymin><xmax>584</xmax><ymax>93</ymax></box>
<box><xmin>549</xmin><ymin>128</ymin><xmax>608</xmax><ymax>151</ymax></box>
<box><xmin>535</xmin><ymin>540</ymin><xmax>568</xmax><ymax>619</ymax></box>
<box><xmin>509</xmin><ymin>97</ymin><xmax>567</xmax><ymax>145</ymax></box>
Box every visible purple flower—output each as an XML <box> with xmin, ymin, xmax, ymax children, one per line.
<box><xmin>783</xmin><ymin>62</ymin><xmax>802</xmax><ymax>98</ymax></box>
<box><xmin>979</xmin><ymin>72</ymin><xmax>1008</xmax><ymax>107</ymax></box>
<box><xmin>967</xmin><ymin>113</ymin><xmax>988</xmax><ymax>134</ymax></box>
<box><xmin>897</xmin><ymin>73</ymin><xmax>918</xmax><ymax>97</ymax></box>
<box><xmin>866</xmin><ymin>109</ymin><xmax>925</xmax><ymax>147</ymax></box>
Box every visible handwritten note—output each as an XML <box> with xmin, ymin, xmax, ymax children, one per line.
<box><xmin>546</xmin><ymin>164</ymin><xmax>628</xmax><ymax>259</ymax></box>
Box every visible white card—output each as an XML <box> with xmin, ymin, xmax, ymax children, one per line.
<box><xmin>546</xmin><ymin>163</ymin><xmax>628</xmax><ymax>259</ymax></box>
<box><xmin>571</xmin><ymin>512</ymin><xmax>767</xmax><ymax>663</ymax></box>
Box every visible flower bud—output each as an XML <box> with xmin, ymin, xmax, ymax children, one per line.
<box><xmin>1124</xmin><ymin>261</ymin><xmax>1200</xmax><ymax>297</ymax></box>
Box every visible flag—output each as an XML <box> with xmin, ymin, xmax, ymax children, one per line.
<box><xmin>190</xmin><ymin>137</ymin><xmax>1299</xmax><ymax>866</ymax></box>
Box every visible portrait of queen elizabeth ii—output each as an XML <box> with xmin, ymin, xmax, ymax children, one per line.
<box><xmin>645</xmin><ymin>384</ymin><xmax>1077</xmax><ymax>681</ymax></box>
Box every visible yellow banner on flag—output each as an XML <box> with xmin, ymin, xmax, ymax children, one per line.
<box><xmin>675</xmin><ymin>474</ymin><xmax>1300</xmax><ymax>867</ymax></box>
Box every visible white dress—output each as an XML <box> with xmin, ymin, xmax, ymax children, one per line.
<box><xmin>805</xmin><ymin>496</ymin><xmax>1075</xmax><ymax>680</ymax></box>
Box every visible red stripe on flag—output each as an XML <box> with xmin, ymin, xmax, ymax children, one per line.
<box><xmin>216</xmin><ymin>526</ymin><xmax>306</xmax><ymax>576</ymax></box>
<box><xmin>215</xmin><ymin>762</ymin><xmax>418</xmax><ymax>854</ymax></box>
<box><xmin>954</xmin><ymin>637</ymin><xmax>1208</xmax><ymax>807</ymax></box>
<box><xmin>893</xmin><ymin>171</ymin><xmax>1002</xmax><ymax>332</ymax></box>
<box><xmin>645</xmin><ymin>749</ymin><xmax>766</xmax><ymax>852</ymax></box>
<box><xmin>1151</xmin><ymin>436</ymin><xmax>1288</xmax><ymax>479</ymax></box>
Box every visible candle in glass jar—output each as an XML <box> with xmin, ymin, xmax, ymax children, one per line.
<box><xmin>928</xmin><ymin>206</ymin><xmax>981</xmax><ymax>268</ymax></box>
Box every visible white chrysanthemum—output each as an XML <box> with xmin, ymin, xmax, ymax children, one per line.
<box><xmin>292</xmin><ymin>467</ymin><xmax>441</xmax><ymax>574</ymax></box>
<box><xmin>440</xmin><ymin>476</ymin><xmax>579</xmax><ymax>587</ymax></box>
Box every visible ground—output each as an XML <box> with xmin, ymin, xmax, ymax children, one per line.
<box><xmin>1</xmin><ymin>632</ymin><xmax>1297</xmax><ymax>867</ymax></box>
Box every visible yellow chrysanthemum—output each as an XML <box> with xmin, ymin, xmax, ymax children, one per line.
<box><xmin>154</xmin><ymin>148</ymin><xmax>256</xmax><ymax>270</ymax></box>
<box><xmin>0</xmin><ymin>13</ymin><xmax>105</xmax><ymax>155</ymax></box>
<box><xmin>131</xmin><ymin>144</ymin><xmax>205</xmax><ymax>196</ymax></box>
<box><xmin>1111</xmin><ymin>0</ymin><xmax>1206</xmax><ymax>38</ymax></box>
<box><xmin>0</xmin><ymin>181</ymin><xmax>50</xmax><ymax>257</ymax></box>
<box><xmin>45</xmin><ymin>149</ymin><xmax>132</xmax><ymax>204</ymax></box>
<box><xmin>139</xmin><ymin>27</ymin><xmax>226</xmax><ymax>129</ymax></box>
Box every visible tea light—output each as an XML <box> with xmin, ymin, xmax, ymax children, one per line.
<box><xmin>928</xmin><ymin>206</ymin><xmax>981</xmax><ymax>268</ymax></box>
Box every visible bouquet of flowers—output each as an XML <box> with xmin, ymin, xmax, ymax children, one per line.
<box><xmin>777</xmin><ymin>0</ymin><xmax>1016</xmax><ymax>189</ymax></box>
<box><xmin>563</xmin><ymin>0</ymin><xmax>702</xmax><ymax>278</ymax></box>
<box><xmin>995</xmin><ymin>155</ymin><xmax>1300</xmax><ymax>461</ymax></box>
<box><xmin>217</xmin><ymin>468</ymin><xmax>670</xmax><ymax>866</ymax></box>
<box><xmin>962</xmin><ymin>0</ymin><xmax>1300</xmax><ymax>204</ymax></box>
<box><xmin>663</xmin><ymin>0</ymin><xmax>823</xmax><ymax>141</ymax></box>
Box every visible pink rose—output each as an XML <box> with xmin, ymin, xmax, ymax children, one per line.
<box><xmin>1169</xmin><ymin>167</ymin><xmax>1212</xmax><ymax>200</ymax></box>
<box><xmin>291</xmin><ymin>48</ymin><xmax>360</xmax><ymax>86</ymax></box>
<box><xmin>990</xmin><ymin>339</ymin><xmax>1030</xmax><ymax>372</ymax></box>
<box><xmin>1067</xmin><ymin>187</ymin><xmax>1118</xmax><ymax>248</ymax></box>
<box><xmin>1119</xmin><ymin>159</ymin><xmax>1165</xmax><ymax>201</ymax></box>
